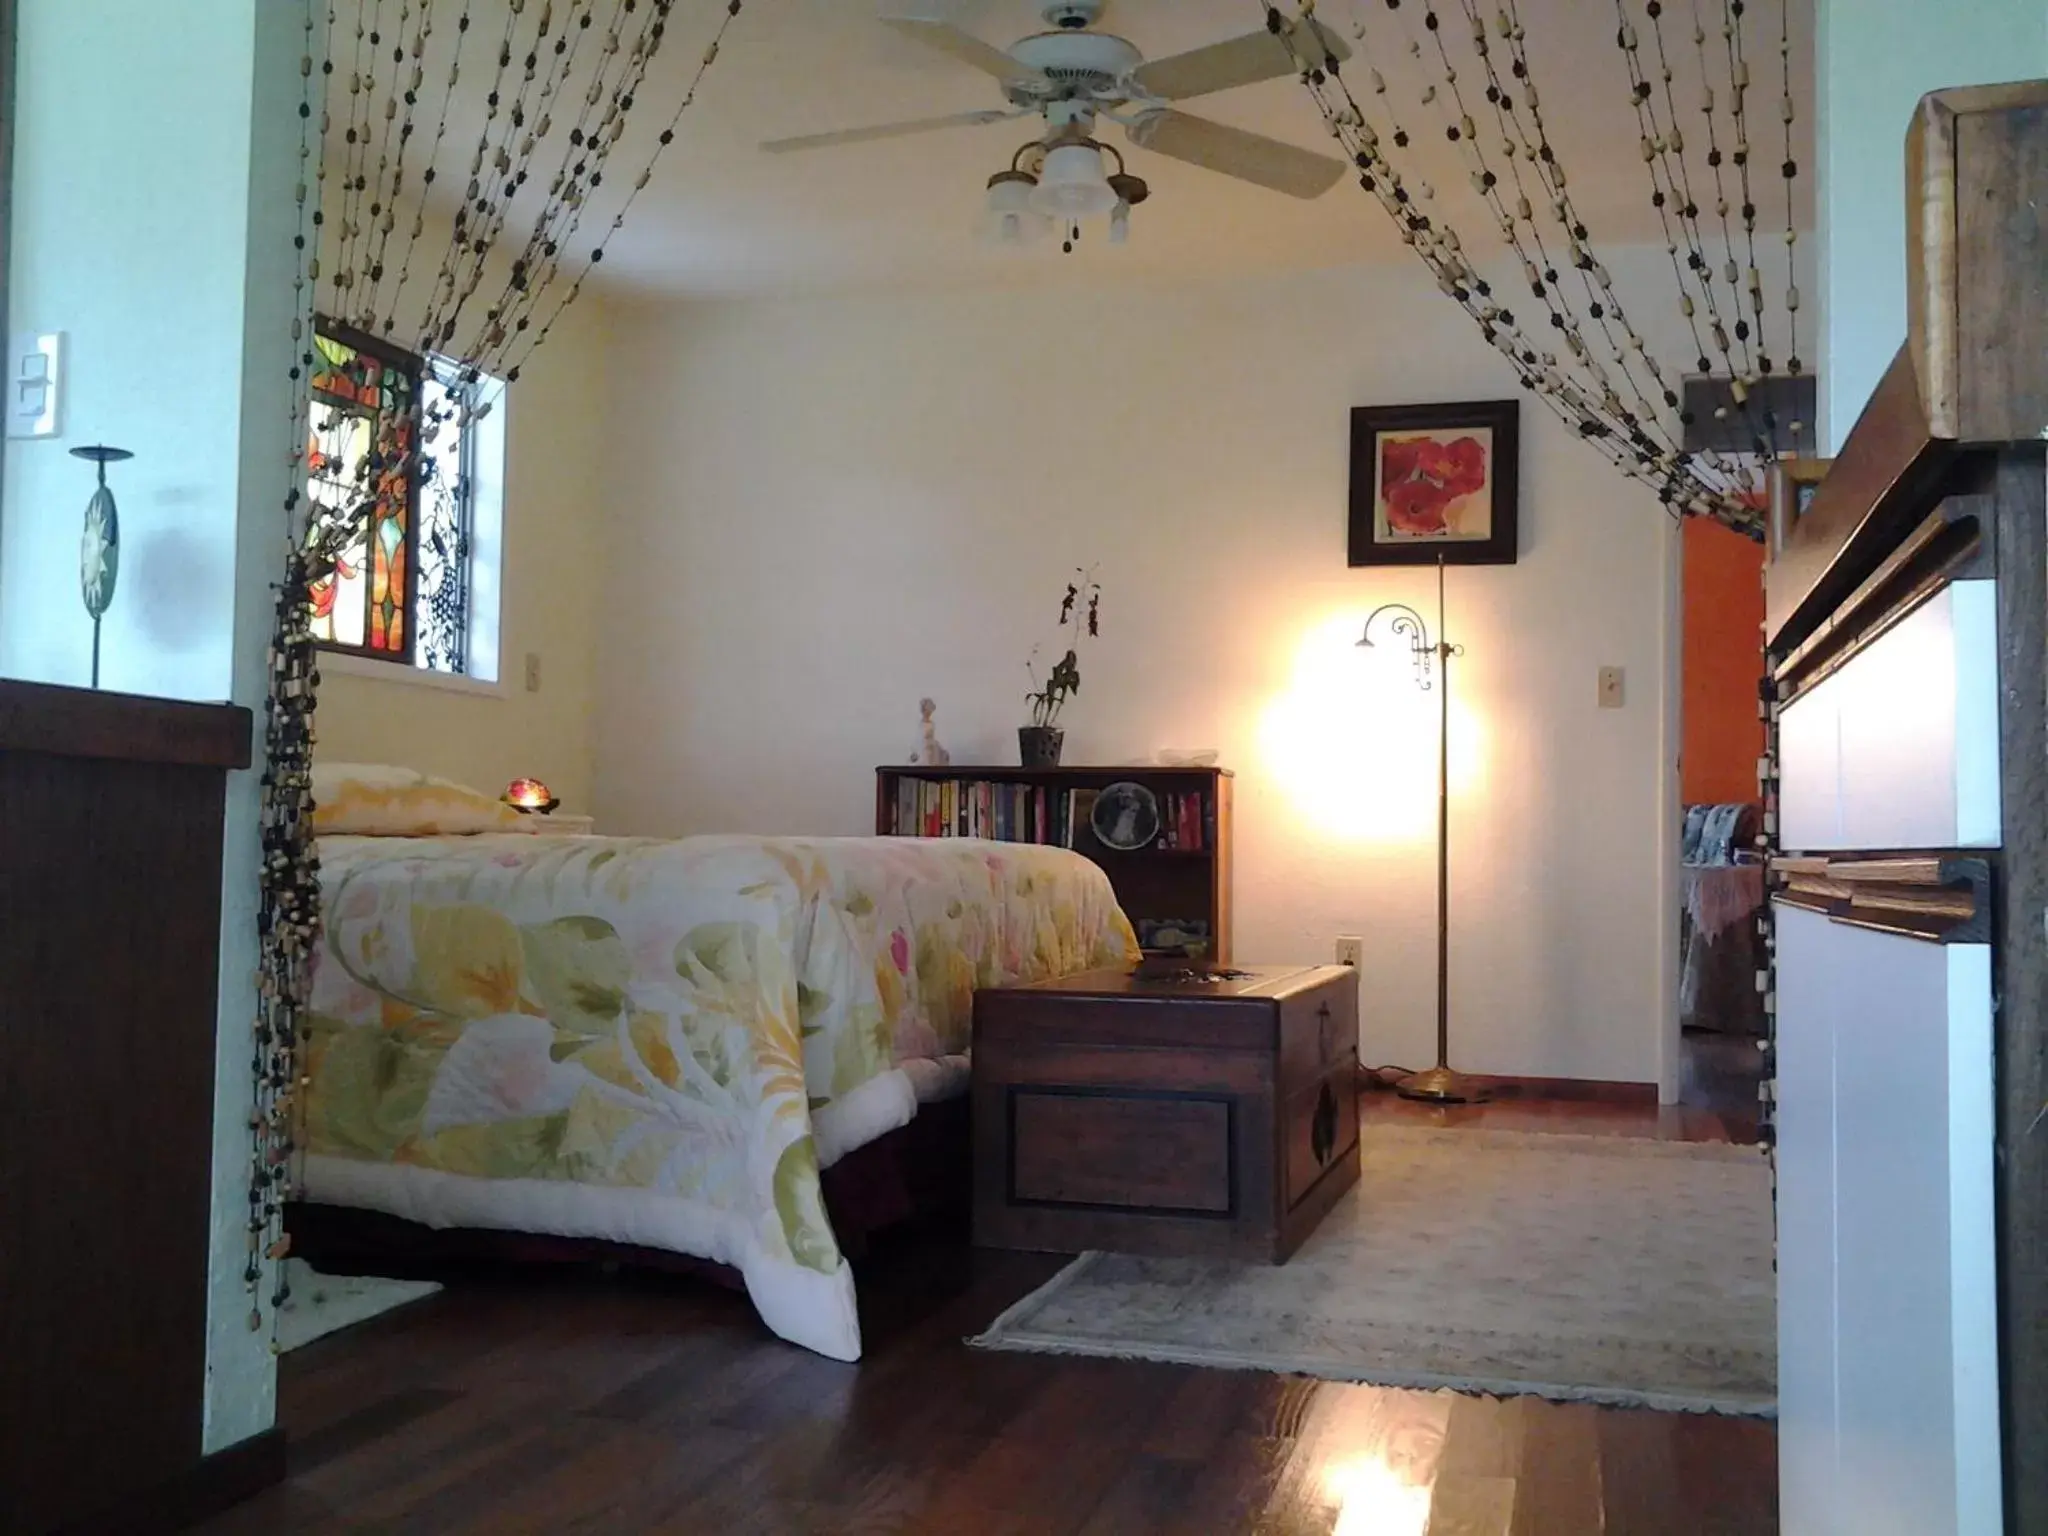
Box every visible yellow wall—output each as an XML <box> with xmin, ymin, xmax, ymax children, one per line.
<box><xmin>313</xmin><ymin>296</ymin><xmax>607</xmax><ymax>814</ymax></box>
<box><xmin>596</xmin><ymin>261</ymin><xmax>1695</xmax><ymax>1085</ymax></box>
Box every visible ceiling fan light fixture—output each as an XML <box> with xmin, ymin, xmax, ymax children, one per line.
<box><xmin>1031</xmin><ymin>141</ymin><xmax>1119</xmax><ymax>218</ymax></box>
<box><xmin>981</xmin><ymin>168</ymin><xmax>1049</xmax><ymax>247</ymax></box>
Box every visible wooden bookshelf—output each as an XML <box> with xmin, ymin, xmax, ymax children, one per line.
<box><xmin>875</xmin><ymin>765</ymin><xmax>1234</xmax><ymax>963</ymax></box>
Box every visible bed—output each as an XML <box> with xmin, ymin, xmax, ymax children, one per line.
<box><xmin>287</xmin><ymin>772</ymin><xmax>1137</xmax><ymax>1360</ymax></box>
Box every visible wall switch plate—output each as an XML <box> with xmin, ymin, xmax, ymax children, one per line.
<box><xmin>1598</xmin><ymin>665</ymin><xmax>1625</xmax><ymax>709</ymax></box>
<box><xmin>1335</xmin><ymin>935</ymin><xmax>1364</xmax><ymax>968</ymax></box>
<box><xmin>6</xmin><ymin>332</ymin><xmax>63</xmax><ymax>439</ymax></box>
<box><xmin>523</xmin><ymin>652</ymin><xmax>541</xmax><ymax>693</ymax></box>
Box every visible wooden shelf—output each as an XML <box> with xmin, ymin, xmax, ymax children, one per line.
<box><xmin>875</xmin><ymin>764</ymin><xmax>1234</xmax><ymax>962</ymax></box>
<box><xmin>0</xmin><ymin>678</ymin><xmax>251</xmax><ymax>769</ymax></box>
<box><xmin>884</xmin><ymin>764</ymin><xmax>1232</xmax><ymax>781</ymax></box>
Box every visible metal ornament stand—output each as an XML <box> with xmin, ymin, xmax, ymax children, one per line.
<box><xmin>1359</xmin><ymin>555</ymin><xmax>1488</xmax><ymax>1104</ymax></box>
<box><xmin>70</xmin><ymin>444</ymin><xmax>132</xmax><ymax>691</ymax></box>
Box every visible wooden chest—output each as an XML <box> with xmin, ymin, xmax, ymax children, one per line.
<box><xmin>972</xmin><ymin>965</ymin><xmax>1359</xmax><ymax>1263</ymax></box>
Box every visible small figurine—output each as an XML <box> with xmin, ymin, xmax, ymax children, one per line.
<box><xmin>911</xmin><ymin>697</ymin><xmax>950</xmax><ymax>766</ymax></box>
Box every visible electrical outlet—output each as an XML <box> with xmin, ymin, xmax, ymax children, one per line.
<box><xmin>1598</xmin><ymin>665</ymin><xmax>1625</xmax><ymax>709</ymax></box>
<box><xmin>1335</xmin><ymin>935</ymin><xmax>1364</xmax><ymax>968</ymax></box>
<box><xmin>524</xmin><ymin>652</ymin><xmax>542</xmax><ymax>693</ymax></box>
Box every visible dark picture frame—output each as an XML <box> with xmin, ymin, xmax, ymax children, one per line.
<box><xmin>1348</xmin><ymin>399</ymin><xmax>1520</xmax><ymax>566</ymax></box>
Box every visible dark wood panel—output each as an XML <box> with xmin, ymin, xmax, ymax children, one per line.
<box><xmin>1280</xmin><ymin>980</ymin><xmax>1356</xmax><ymax>1092</ymax></box>
<box><xmin>1284</xmin><ymin>1066</ymin><xmax>1359</xmax><ymax>1212</ymax></box>
<box><xmin>1011</xmin><ymin>1091</ymin><xmax>1233</xmax><ymax>1213</ymax></box>
<box><xmin>978</xmin><ymin>1041</ymin><xmax>1271</xmax><ymax>1097</ymax></box>
<box><xmin>977</xmin><ymin>992</ymin><xmax>1274</xmax><ymax>1053</ymax></box>
<box><xmin>1907</xmin><ymin>82</ymin><xmax>2048</xmax><ymax>443</ymax></box>
<box><xmin>988</xmin><ymin>963</ymin><xmax>1330</xmax><ymax>1001</ymax></box>
<box><xmin>0</xmin><ymin>749</ymin><xmax>230</xmax><ymax>1533</ymax></box>
<box><xmin>0</xmin><ymin>678</ymin><xmax>251</xmax><ymax>769</ymax></box>
<box><xmin>1992</xmin><ymin>445</ymin><xmax>2048</xmax><ymax>1536</ymax></box>
<box><xmin>976</xmin><ymin>969</ymin><xmax>1353</xmax><ymax>1264</ymax></box>
<box><xmin>1955</xmin><ymin>99</ymin><xmax>2048</xmax><ymax>444</ymax></box>
<box><xmin>1763</xmin><ymin>347</ymin><xmax>1953</xmax><ymax>652</ymax></box>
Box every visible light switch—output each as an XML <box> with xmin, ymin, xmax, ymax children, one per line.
<box><xmin>524</xmin><ymin>652</ymin><xmax>542</xmax><ymax>693</ymax></box>
<box><xmin>7</xmin><ymin>332</ymin><xmax>63</xmax><ymax>439</ymax></box>
<box><xmin>1598</xmin><ymin>666</ymin><xmax>1626</xmax><ymax>709</ymax></box>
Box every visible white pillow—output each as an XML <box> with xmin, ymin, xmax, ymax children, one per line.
<box><xmin>311</xmin><ymin>763</ymin><xmax>525</xmax><ymax>836</ymax></box>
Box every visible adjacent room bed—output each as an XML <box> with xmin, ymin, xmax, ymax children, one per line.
<box><xmin>288</xmin><ymin>766</ymin><xmax>1137</xmax><ymax>1360</ymax></box>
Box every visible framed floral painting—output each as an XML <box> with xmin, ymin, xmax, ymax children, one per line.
<box><xmin>1347</xmin><ymin>399</ymin><xmax>1520</xmax><ymax>566</ymax></box>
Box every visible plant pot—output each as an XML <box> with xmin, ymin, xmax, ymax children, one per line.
<box><xmin>1018</xmin><ymin>725</ymin><xmax>1065</xmax><ymax>768</ymax></box>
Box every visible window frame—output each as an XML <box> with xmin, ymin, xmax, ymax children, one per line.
<box><xmin>417</xmin><ymin>353</ymin><xmax>482</xmax><ymax>677</ymax></box>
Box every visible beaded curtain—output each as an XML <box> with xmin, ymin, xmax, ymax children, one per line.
<box><xmin>248</xmin><ymin>0</ymin><xmax>746</xmax><ymax>1336</ymax></box>
<box><xmin>1269</xmin><ymin>0</ymin><xmax>1807</xmax><ymax>533</ymax></box>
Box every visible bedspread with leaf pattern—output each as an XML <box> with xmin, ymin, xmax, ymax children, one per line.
<box><xmin>302</xmin><ymin>833</ymin><xmax>1136</xmax><ymax>1359</ymax></box>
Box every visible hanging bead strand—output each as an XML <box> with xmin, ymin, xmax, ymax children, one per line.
<box><xmin>477</xmin><ymin>0</ymin><xmax>680</xmax><ymax>368</ymax></box>
<box><xmin>358</xmin><ymin>0</ymin><xmax>434</xmax><ymax>333</ymax></box>
<box><xmin>497</xmin><ymin>0</ymin><xmax>745</xmax><ymax>384</ymax></box>
<box><xmin>327</xmin><ymin>0</ymin><xmax>387</xmax><ymax>323</ymax></box>
<box><xmin>380</xmin><ymin>0</ymin><xmax>480</xmax><ymax>336</ymax></box>
<box><xmin>1775</xmin><ymin>0</ymin><xmax>1801</xmax><ymax>383</ymax></box>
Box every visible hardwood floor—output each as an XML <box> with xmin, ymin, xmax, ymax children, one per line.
<box><xmin>198</xmin><ymin>1094</ymin><xmax>1775</xmax><ymax>1535</ymax></box>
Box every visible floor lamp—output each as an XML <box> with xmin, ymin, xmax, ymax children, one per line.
<box><xmin>1358</xmin><ymin>555</ymin><xmax>1487</xmax><ymax>1104</ymax></box>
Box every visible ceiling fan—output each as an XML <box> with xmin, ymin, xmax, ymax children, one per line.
<box><xmin>762</xmin><ymin>1</ymin><xmax>1351</xmax><ymax>250</ymax></box>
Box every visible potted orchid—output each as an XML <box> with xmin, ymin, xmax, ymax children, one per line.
<box><xmin>1021</xmin><ymin>566</ymin><xmax>1101</xmax><ymax>768</ymax></box>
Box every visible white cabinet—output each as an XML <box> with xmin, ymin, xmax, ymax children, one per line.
<box><xmin>1776</xmin><ymin>582</ymin><xmax>2001</xmax><ymax>853</ymax></box>
<box><xmin>1773</xmin><ymin>903</ymin><xmax>2001</xmax><ymax>1536</ymax></box>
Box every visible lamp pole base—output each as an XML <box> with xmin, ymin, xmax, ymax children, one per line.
<box><xmin>1394</xmin><ymin>1065</ymin><xmax>1490</xmax><ymax>1104</ymax></box>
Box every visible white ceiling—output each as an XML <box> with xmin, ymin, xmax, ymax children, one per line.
<box><xmin>378</xmin><ymin>0</ymin><xmax>1815</xmax><ymax>300</ymax></box>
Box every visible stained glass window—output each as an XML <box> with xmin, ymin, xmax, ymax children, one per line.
<box><xmin>305</xmin><ymin>326</ymin><xmax>496</xmax><ymax>677</ymax></box>
<box><xmin>306</xmin><ymin>327</ymin><xmax>419</xmax><ymax>661</ymax></box>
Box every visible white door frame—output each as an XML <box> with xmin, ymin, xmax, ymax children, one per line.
<box><xmin>1656</xmin><ymin>515</ymin><xmax>1685</xmax><ymax>1104</ymax></box>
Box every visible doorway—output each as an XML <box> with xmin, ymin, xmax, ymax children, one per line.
<box><xmin>1675</xmin><ymin>515</ymin><xmax>1769</xmax><ymax>1140</ymax></box>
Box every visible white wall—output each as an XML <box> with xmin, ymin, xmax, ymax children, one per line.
<box><xmin>0</xmin><ymin>3</ymin><xmax>267</xmax><ymax>701</ymax></box>
<box><xmin>0</xmin><ymin>0</ymin><xmax>302</xmax><ymax>1456</ymax></box>
<box><xmin>599</xmin><ymin>260</ymin><xmax>1687</xmax><ymax>1085</ymax></box>
<box><xmin>311</xmin><ymin>297</ymin><xmax>610</xmax><ymax>813</ymax></box>
<box><xmin>1815</xmin><ymin>0</ymin><xmax>2048</xmax><ymax>447</ymax></box>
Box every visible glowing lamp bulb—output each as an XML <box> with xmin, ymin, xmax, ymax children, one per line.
<box><xmin>504</xmin><ymin>776</ymin><xmax>558</xmax><ymax>813</ymax></box>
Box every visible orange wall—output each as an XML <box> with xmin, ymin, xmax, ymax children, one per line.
<box><xmin>1681</xmin><ymin>517</ymin><xmax>1766</xmax><ymax>805</ymax></box>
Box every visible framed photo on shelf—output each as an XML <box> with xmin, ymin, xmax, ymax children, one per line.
<box><xmin>1348</xmin><ymin>398</ymin><xmax>1520</xmax><ymax>566</ymax></box>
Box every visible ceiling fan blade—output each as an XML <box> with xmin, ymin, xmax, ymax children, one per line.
<box><xmin>1130</xmin><ymin>18</ymin><xmax>1351</xmax><ymax>102</ymax></box>
<box><xmin>1127</xmin><ymin>109</ymin><xmax>1347</xmax><ymax>199</ymax></box>
<box><xmin>881</xmin><ymin>16</ymin><xmax>1047</xmax><ymax>86</ymax></box>
<box><xmin>761</xmin><ymin>107</ymin><xmax>1024</xmax><ymax>155</ymax></box>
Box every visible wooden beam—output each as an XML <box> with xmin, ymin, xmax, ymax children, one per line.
<box><xmin>0</xmin><ymin>679</ymin><xmax>252</xmax><ymax>770</ymax></box>
<box><xmin>1763</xmin><ymin>347</ymin><xmax>1951</xmax><ymax>651</ymax></box>
<box><xmin>1992</xmin><ymin>444</ymin><xmax>2048</xmax><ymax>1536</ymax></box>
<box><xmin>1907</xmin><ymin>81</ymin><xmax>2048</xmax><ymax>442</ymax></box>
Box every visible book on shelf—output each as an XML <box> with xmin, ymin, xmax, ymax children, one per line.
<box><xmin>882</xmin><ymin>772</ymin><xmax>1211</xmax><ymax>857</ymax></box>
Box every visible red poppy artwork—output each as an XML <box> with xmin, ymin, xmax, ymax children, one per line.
<box><xmin>1349</xmin><ymin>400</ymin><xmax>1519</xmax><ymax>567</ymax></box>
<box><xmin>1376</xmin><ymin>429</ymin><xmax>1494</xmax><ymax>540</ymax></box>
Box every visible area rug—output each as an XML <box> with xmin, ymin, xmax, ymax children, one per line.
<box><xmin>274</xmin><ymin>1259</ymin><xmax>440</xmax><ymax>1352</ymax></box>
<box><xmin>970</xmin><ymin>1125</ymin><xmax>1776</xmax><ymax>1415</ymax></box>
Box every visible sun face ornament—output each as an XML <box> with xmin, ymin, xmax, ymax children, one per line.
<box><xmin>70</xmin><ymin>444</ymin><xmax>132</xmax><ymax>688</ymax></box>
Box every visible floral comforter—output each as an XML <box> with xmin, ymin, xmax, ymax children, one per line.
<box><xmin>302</xmin><ymin>833</ymin><xmax>1136</xmax><ymax>1359</ymax></box>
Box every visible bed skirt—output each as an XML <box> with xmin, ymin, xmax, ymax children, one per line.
<box><xmin>285</xmin><ymin>1094</ymin><xmax>971</xmax><ymax>1297</ymax></box>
